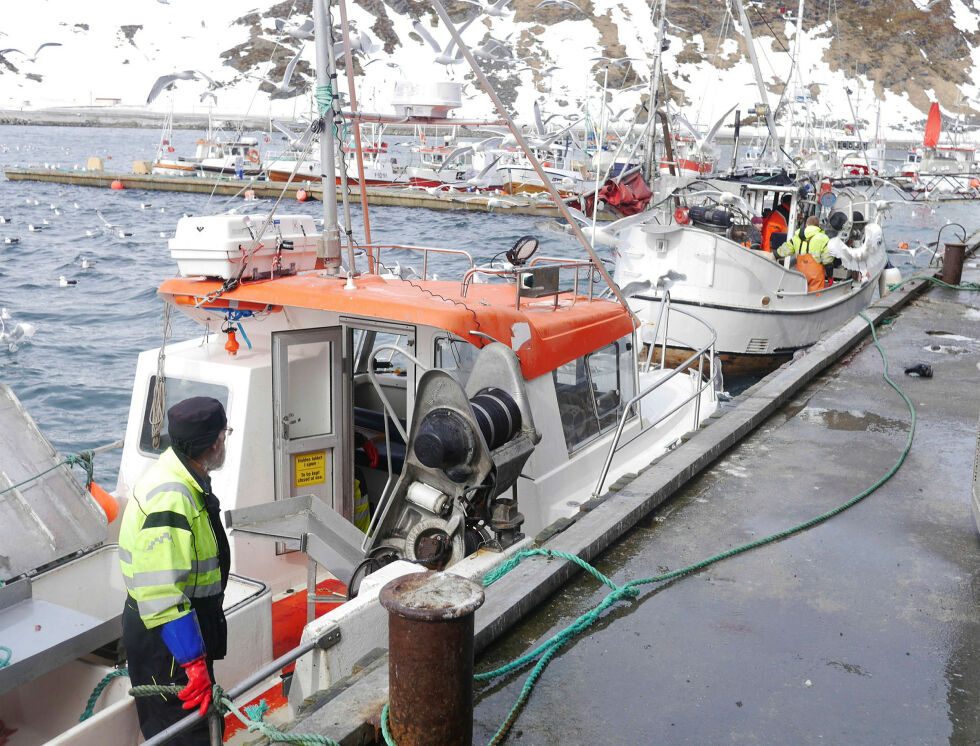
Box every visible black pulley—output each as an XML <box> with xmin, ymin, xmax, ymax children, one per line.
<box><xmin>469</xmin><ymin>388</ymin><xmax>521</xmax><ymax>450</ymax></box>
<box><xmin>413</xmin><ymin>408</ymin><xmax>475</xmax><ymax>471</ymax></box>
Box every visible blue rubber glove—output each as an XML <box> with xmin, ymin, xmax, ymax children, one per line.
<box><xmin>160</xmin><ymin>611</ymin><xmax>212</xmax><ymax>715</ymax></box>
<box><xmin>159</xmin><ymin>611</ymin><xmax>206</xmax><ymax>665</ymax></box>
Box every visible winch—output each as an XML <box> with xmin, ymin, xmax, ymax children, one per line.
<box><xmin>367</xmin><ymin>342</ymin><xmax>539</xmax><ymax>570</ymax></box>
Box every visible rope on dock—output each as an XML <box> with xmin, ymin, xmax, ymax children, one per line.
<box><xmin>469</xmin><ymin>311</ymin><xmax>921</xmax><ymax>745</ymax></box>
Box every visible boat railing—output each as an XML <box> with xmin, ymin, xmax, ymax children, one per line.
<box><xmin>366</xmin><ymin>244</ymin><xmax>475</xmax><ymax>280</ymax></box>
<box><xmin>460</xmin><ymin>259</ymin><xmax>600</xmax><ymax>309</ymax></box>
<box><xmin>592</xmin><ymin>291</ymin><xmax>720</xmax><ymax>499</ymax></box>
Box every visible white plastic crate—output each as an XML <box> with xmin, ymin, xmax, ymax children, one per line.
<box><xmin>169</xmin><ymin>214</ymin><xmax>318</xmax><ymax>280</ymax></box>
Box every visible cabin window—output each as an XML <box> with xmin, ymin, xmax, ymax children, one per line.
<box><xmin>353</xmin><ymin>329</ymin><xmax>412</xmax><ymax>375</ymax></box>
<box><xmin>553</xmin><ymin>336</ymin><xmax>635</xmax><ymax>453</ymax></box>
<box><xmin>434</xmin><ymin>336</ymin><xmax>479</xmax><ymax>383</ymax></box>
<box><xmin>138</xmin><ymin>376</ymin><xmax>229</xmax><ymax>456</ymax></box>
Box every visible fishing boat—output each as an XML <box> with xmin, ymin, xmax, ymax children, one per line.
<box><xmin>153</xmin><ymin>134</ymin><xmax>264</xmax><ymax>179</ymax></box>
<box><xmin>590</xmin><ymin>179</ymin><xmax>888</xmax><ymax>375</ymax></box>
<box><xmin>0</xmin><ymin>5</ymin><xmax>722</xmax><ymax>745</ymax></box>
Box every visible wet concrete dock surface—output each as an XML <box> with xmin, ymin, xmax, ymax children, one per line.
<box><xmin>473</xmin><ymin>266</ymin><xmax>980</xmax><ymax>744</ymax></box>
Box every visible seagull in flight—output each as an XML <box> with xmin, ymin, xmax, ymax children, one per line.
<box><xmin>0</xmin><ymin>43</ymin><xmax>62</xmax><ymax>62</ymax></box>
<box><xmin>252</xmin><ymin>46</ymin><xmax>306</xmax><ymax>95</ymax></box>
<box><xmin>412</xmin><ymin>16</ymin><xmax>478</xmax><ymax>65</ymax></box>
<box><xmin>146</xmin><ymin>70</ymin><xmax>217</xmax><ymax>104</ymax></box>
<box><xmin>533</xmin><ymin>0</ymin><xmax>587</xmax><ymax>15</ymax></box>
<box><xmin>457</xmin><ymin>0</ymin><xmax>515</xmax><ymax>18</ymax></box>
<box><xmin>273</xmin><ymin>18</ymin><xmax>314</xmax><ymax>41</ymax></box>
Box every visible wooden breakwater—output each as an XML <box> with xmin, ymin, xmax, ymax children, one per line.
<box><xmin>3</xmin><ymin>166</ymin><xmax>617</xmax><ymax>221</ymax></box>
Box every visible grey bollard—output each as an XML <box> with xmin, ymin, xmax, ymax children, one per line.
<box><xmin>379</xmin><ymin>571</ymin><xmax>485</xmax><ymax>746</ymax></box>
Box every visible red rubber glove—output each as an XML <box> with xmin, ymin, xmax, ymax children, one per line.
<box><xmin>363</xmin><ymin>437</ymin><xmax>379</xmax><ymax>468</ymax></box>
<box><xmin>178</xmin><ymin>657</ymin><xmax>212</xmax><ymax>716</ymax></box>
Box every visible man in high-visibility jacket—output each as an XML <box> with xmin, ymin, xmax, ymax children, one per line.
<box><xmin>120</xmin><ymin>396</ymin><xmax>231</xmax><ymax>744</ymax></box>
<box><xmin>776</xmin><ymin>216</ymin><xmax>833</xmax><ymax>292</ymax></box>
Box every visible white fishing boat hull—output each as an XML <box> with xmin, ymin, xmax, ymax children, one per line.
<box><xmin>612</xmin><ymin>220</ymin><xmax>885</xmax><ymax>373</ymax></box>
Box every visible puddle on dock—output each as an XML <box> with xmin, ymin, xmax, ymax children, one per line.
<box><xmin>795</xmin><ymin>406</ymin><xmax>910</xmax><ymax>433</ymax></box>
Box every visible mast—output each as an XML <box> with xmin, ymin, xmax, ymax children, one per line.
<box><xmin>734</xmin><ymin>0</ymin><xmax>785</xmax><ymax>163</ymax></box>
<box><xmin>644</xmin><ymin>0</ymin><xmax>668</xmax><ymax>182</ymax></box>
<box><xmin>313</xmin><ymin>0</ymin><xmax>342</xmax><ymax>274</ymax></box>
<box><xmin>782</xmin><ymin>0</ymin><xmax>805</xmax><ymax>156</ymax></box>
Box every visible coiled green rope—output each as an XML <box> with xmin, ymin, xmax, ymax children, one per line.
<box><xmin>79</xmin><ymin>669</ymin><xmax>130</xmax><ymax>721</ymax></box>
<box><xmin>128</xmin><ymin>683</ymin><xmax>340</xmax><ymax>745</ymax></box>
<box><xmin>470</xmin><ymin>311</ymin><xmax>918</xmax><ymax>745</ymax></box>
<box><xmin>0</xmin><ymin>646</ymin><xmax>10</xmax><ymax>669</ymax></box>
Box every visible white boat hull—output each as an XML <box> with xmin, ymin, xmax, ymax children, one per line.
<box><xmin>613</xmin><ymin>221</ymin><xmax>885</xmax><ymax>373</ymax></box>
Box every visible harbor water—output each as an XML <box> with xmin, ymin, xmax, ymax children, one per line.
<box><xmin>0</xmin><ymin>123</ymin><xmax>974</xmax><ymax>490</ymax></box>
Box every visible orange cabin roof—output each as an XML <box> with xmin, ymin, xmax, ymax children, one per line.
<box><xmin>159</xmin><ymin>273</ymin><xmax>635</xmax><ymax>381</ymax></box>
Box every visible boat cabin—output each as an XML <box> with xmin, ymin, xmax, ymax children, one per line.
<box><xmin>113</xmin><ymin>221</ymin><xmax>713</xmax><ymax>594</ymax></box>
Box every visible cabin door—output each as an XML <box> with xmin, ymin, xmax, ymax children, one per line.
<box><xmin>271</xmin><ymin>327</ymin><xmax>348</xmax><ymax>519</ymax></box>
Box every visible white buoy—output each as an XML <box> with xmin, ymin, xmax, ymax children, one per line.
<box><xmin>879</xmin><ymin>265</ymin><xmax>902</xmax><ymax>297</ymax></box>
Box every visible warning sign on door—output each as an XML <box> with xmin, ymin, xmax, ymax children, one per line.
<box><xmin>293</xmin><ymin>451</ymin><xmax>326</xmax><ymax>488</ymax></box>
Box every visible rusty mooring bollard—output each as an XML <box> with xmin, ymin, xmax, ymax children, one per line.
<box><xmin>942</xmin><ymin>243</ymin><xmax>966</xmax><ymax>286</ymax></box>
<box><xmin>379</xmin><ymin>571</ymin><xmax>485</xmax><ymax>746</ymax></box>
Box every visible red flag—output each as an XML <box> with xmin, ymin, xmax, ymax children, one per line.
<box><xmin>923</xmin><ymin>102</ymin><xmax>941</xmax><ymax>148</ymax></box>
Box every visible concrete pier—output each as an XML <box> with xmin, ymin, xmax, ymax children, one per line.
<box><xmin>472</xmin><ymin>260</ymin><xmax>980</xmax><ymax>743</ymax></box>
<box><xmin>2</xmin><ymin>166</ymin><xmax>617</xmax><ymax>220</ymax></box>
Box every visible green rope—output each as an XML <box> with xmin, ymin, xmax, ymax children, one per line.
<box><xmin>129</xmin><ymin>683</ymin><xmax>340</xmax><ymax>745</ymax></box>
<box><xmin>889</xmin><ymin>275</ymin><xmax>980</xmax><ymax>292</ymax></box>
<box><xmin>80</xmin><ymin>669</ymin><xmax>129</xmax><ymax>721</ymax></box>
<box><xmin>0</xmin><ymin>450</ymin><xmax>95</xmax><ymax>496</ymax></box>
<box><xmin>381</xmin><ymin>703</ymin><xmax>395</xmax><ymax>745</ymax></box>
<box><xmin>0</xmin><ymin>646</ymin><xmax>10</xmax><ymax>668</ymax></box>
<box><xmin>314</xmin><ymin>84</ymin><xmax>333</xmax><ymax>118</ymax></box>
<box><xmin>474</xmin><ymin>312</ymin><xmax>917</xmax><ymax>745</ymax></box>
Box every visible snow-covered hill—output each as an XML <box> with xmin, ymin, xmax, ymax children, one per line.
<box><xmin>1</xmin><ymin>0</ymin><xmax>978</xmax><ymax>141</ymax></box>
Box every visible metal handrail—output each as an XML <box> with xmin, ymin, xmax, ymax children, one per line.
<box><xmin>365</xmin><ymin>244</ymin><xmax>474</xmax><ymax>280</ymax></box>
<box><xmin>141</xmin><ymin>636</ymin><xmax>321</xmax><ymax>746</ymax></box>
<box><xmin>363</xmin><ymin>344</ymin><xmax>428</xmax><ymax>544</ymax></box>
<box><xmin>460</xmin><ymin>261</ymin><xmax>598</xmax><ymax>308</ymax></box>
<box><xmin>592</xmin><ymin>299</ymin><xmax>719</xmax><ymax>499</ymax></box>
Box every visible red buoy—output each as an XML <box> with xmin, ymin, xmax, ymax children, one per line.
<box><xmin>674</xmin><ymin>207</ymin><xmax>690</xmax><ymax>225</ymax></box>
<box><xmin>110</xmin><ymin>180</ymin><xmax>124</xmax><ymax>190</ymax></box>
<box><xmin>296</xmin><ymin>188</ymin><xmax>308</xmax><ymax>202</ymax></box>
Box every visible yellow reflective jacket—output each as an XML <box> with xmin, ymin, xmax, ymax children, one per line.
<box><xmin>776</xmin><ymin>225</ymin><xmax>833</xmax><ymax>264</ymax></box>
<box><xmin>119</xmin><ymin>448</ymin><xmax>223</xmax><ymax>629</ymax></box>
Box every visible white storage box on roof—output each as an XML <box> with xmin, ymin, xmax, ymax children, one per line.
<box><xmin>169</xmin><ymin>214</ymin><xmax>318</xmax><ymax>280</ymax></box>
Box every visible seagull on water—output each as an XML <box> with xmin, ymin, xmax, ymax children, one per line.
<box><xmin>0</xmin><ymin>216</ymin><xmax>10</xmax><ymax>223</ymax></box>
<box><xmin>58</xmin><ymin>276</ymin><xmax>77</xmax><ymax>287</ymax></box>
<box><xmin>81</xmin><ymin>256</ymin><xmax>96</xmax><ymax>269</ymax></box>
<box><xmin>3</xmin><ymin>237</ymin><xmax>19</xmax><ymax>244</ymax></box>
<box><xmin>28</xmin><ymin>223</ymin><xmax>43</xmax><ymax>231</ymax></box>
